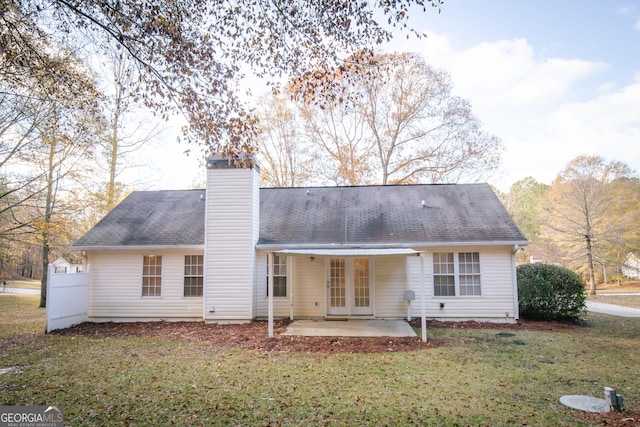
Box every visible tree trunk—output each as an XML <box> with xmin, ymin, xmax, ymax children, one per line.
<box><xmin>586</xmin><ymin>234</ymin><xmax>597</xmax><ymax>295</ymax></box>
<box><xmin>39</xmin><ymin>244</ymin><xmax>49</xmax><ymax>307</ymax></box>
<box><xmin>39</xmin><ymin>134</ymin><xmax>56</xmax><ymax>308</ymax></box>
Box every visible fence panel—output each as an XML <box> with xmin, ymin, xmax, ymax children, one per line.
<box><xmin>46</xmin><ymin>264</ymin><xmax>90</xmax><ymax>333</ymax></box>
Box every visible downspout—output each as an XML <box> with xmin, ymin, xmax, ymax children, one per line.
<box><xmin>511</xmin><ymin>245</ymin><xmax>520</xmax><ymax>320</ymax></box>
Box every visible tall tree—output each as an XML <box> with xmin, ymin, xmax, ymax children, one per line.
<box><xmin>292</xmin><ymin>51</ymin><xmax>502</xmax><ymax>185</ymax></box>
<box><xmin>255</xmin><ymin>94</ymin><xmax>315</xmax><ymax>187</ymax></box>
<box><xmin>33</xmin><ymin>103</ymin><xmax>102</xmax><ymax>307</ymax></box>
<box><xmin>4</xmin><ymin>0</ymin><xmax>443</xmax><ymax>157</ymax></box>
<box><xmin>298</xmin><ymin>93</ymin><xmax>374</xmax><ymax>185</ymax></box>
<box><xmin>541</xmin><ymin>155</ymin><xmax>637</xmax><ymax>295</ymax></box>
<box><xmin>98</xmin><ymin>48</ymin><xmax>160</xmax><ymax>212</ymax></box>
<box><xmin>505</xmin><ymin>177</ymin><xmax>550</xmax><ymax>241</ymax></box>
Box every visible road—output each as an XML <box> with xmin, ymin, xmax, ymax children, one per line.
<box><xmin>586</xmin><ymin>300</ymin><xmax>640</xmax><ymax>318</ymax></box>
<box><xmin>1</xmin><ymin>287</ymin><xmax>40</xmax><ymax>295</ymax></box>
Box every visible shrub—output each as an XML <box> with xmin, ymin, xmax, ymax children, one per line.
<box><xmin>517</xmin><ymin>263</ymin><xmax>587</xmax><ymax>321</ymax></box>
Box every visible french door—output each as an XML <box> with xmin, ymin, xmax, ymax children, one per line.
<box><xmin>327</xmin><ymin>258</ymin><xmax>372</xmax><ymax>316</ymax></box>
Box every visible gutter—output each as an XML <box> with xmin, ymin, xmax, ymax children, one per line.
<box><xmin>72</xmin><ymin>245</ymin><xmax>205</xmax><ymax>251</ymax></box>
<box><xmin>256</xmin><ymin>240</ymin><xmax>530</xmax><ymax>251</ymax></box>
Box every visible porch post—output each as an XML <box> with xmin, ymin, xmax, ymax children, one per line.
<box><xmin>288</xmin><ymin>256</ymin><xmax>294</xmax><ymax>320</ymax></box>
<box><xmin>420</xmin><ymin>252</ymin><xmax>427</xmax><ymax>342</ymax></box>
<box><xmin>268</xmin><ymin>252</ymin><xmax>274</xmax><ymax>338</ymax></box>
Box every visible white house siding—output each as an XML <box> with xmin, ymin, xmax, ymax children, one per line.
<box><xmin>291</xmin><ymin>257</ymin><xmax>326</xmax><ymax>317</ymax></box>
<box><xmin>374</xmin><ymin>256</ymin><xmax>410</xmax><ymax>318</ymax></box>
<box><xmin>253</xmin><ymin>248</ymin><xmax>517</xmax><ymax>321</ymax></box>
<box><xmin>255</xmin><ymin>254</ymin><xmax>325</xmax><ymax>319</ymax></box>
<box><xmin>407</xmin><ymin>246</ymin><xmax>518</xmax><ymax>322</ymax></box>
<box><xmin>204</xmin><ymin>166</ymin><xmax>259</xmax><ymax>322</ymax></box>
<box><xmin>87</xmin><ymin>249</ymin><xmax>203</xmax><ymax>321</ymax></box>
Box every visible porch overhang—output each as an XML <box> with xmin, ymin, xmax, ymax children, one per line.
<box><xmin>275</xmin><ymin>248</ymin><xmax>420</xmax><ymax>257</ymax></box>
<box><xmin>266</xmin><ymin>247</ymin><xmax>428</xmax><ymax>343</ymax></box>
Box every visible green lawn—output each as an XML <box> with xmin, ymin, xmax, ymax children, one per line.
<box><xmin>1</xmin><ymin>294</ymin><xmax>638</xmax><ymax>426</ymax></box>
<box><xmin>0</xmin><ymin>294</ymin><xmax>45</xmax><ymax>337</ymax></box>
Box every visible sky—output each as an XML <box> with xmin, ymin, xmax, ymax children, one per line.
<box><xmin>125</xmin><ymin>1</ymin><xmax>640</xmax><ymax>192</ymax></box>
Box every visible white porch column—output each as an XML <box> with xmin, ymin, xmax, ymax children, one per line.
<box><xmin>288</xmin><ymin>256</ymin><xmax>294</xmax><ymax>320</ymax></box>
<box><xmin>267</xmin><ymin>252</ymin><xmax>274</xmax><ymax>338</ymax></box>
<box><xmin>420</xmin><ymin>252</ymin><xmax>427</xmax><ymax>342</ymax></box>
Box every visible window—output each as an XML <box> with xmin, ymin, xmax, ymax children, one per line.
<box><xmin>267</xmin><ymin>254</ymin><xmax>287</xmax><ymax>297</ymax></box>
<box><xmin>353</xmin><ymin>258</ymin><xmax>370</xmax><ymax>307</ymax></box>
<box><xmin>54</xmin><ymin>267</ymin><xmax>67</xmax><ymax>274</ymax></box>
<box><xmin>459</xmin><ymin>252</ymin><xmax>481</xmax><ymax>296</ymax></box>
<box><xmin>184</xmin><ymin>255</ymin><xmax>204</xmax><ymax>297</ymax></box>
<box><xmin>433</xmin><ymin>252</ymin><xmax>455</xmax><ymax>296</ymax></box>
<box><xmin>142</xmin><ymin>255</ymin><xmax>162</xmax><ymax>297</ymax></box>
<box><xmin>433</xmin><ymin>252</ymin><xmax>481</xmax><ymax>297</ymax></box>
<box><xmin>329</xmin><ymin>258</ymin><xmax>346</xmax><ymax>308</ymax></box>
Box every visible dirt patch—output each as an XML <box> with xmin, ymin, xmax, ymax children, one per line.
<box><xmin>596</xmin><ymin>280</ymin><xmax>640</xmax><ymax>293</ymax></box>
<box><xmin>411</xmin><ymin>318</ymin><xmax>578</xmax><ymax>331</ymax></box>
<box><xmin>573</xmin><ymin>411</ymin><xmax>638</xmax><ymax>427</ymax></box>
<box><xmin>52</xmin><ymin>320</ymin><xmax>434</xmax><ymax>353</ymax></box>
<box><xmin>50</xmin><ymin>318</ymin><xmax>577</xmax><ymax>354</ymax></box>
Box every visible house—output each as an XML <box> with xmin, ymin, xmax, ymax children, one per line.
<box><xmin>51</xmin><ymin>258</ymin><xmax>84</xmax><ymax>274</ymax></box>
<box><xmin>622</xmin><ymin>252</ymin><xmax>640</xmax><ymax>279</ymax></box>
<box><xmin>73</xmin><ymin>155</ymin><xmax>528</xmax><ymax>336</ymax></box>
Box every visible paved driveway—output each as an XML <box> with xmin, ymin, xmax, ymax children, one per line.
<box><xmin>586</xmin><ymin>301</ymin><xmax>640</xmax><ymax>317</ymax></box>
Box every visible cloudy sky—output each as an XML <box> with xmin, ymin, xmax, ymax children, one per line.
<box><xmin>133</xmin><ymin>1</ymin><xmax>640</xmax><ymax>192</ymax></box>
<box><xmin>393</xmin><ymin>0</ymin><xmax>640</xmax><ymax>190</ymax></box>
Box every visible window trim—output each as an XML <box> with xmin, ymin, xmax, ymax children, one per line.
<box><xmin>266</xmin><ymin>254</ymin><xmax>288</xmax><ymax>298</ymax></box>
<box><xmin>432</xmin><ymin>252</ymin><xmax>482</xmax><ymax>298</ymax></box>
<box><xmin>183</xmin><ymin>254</ymin><xmax>204</xmax><ymax>297</ymax></box>
<box><xmin>142</xmin><ymin>255</ymin><xmax>162</xmax><ymax>297</ymax></box>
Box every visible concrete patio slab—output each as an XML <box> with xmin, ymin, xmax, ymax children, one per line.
<box><xmin>283</xmin><ymin>319</ymin><xmax>417</xmax><ymax>337</ymax></box>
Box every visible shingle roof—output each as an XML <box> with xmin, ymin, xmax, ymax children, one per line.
<box><xmin>73</xmin><ymin>190</ymin><xmax>206</xmax><ymax>248</ymax></box>
<box><xmin>258</xmin><ymin>184</ymin><xmax>527</xmax><ymax>246</ymax></box>
<box><xmin>73</xmin><ymin>184</ymin><xmax>527</xmax><ymax>249</ymax></box>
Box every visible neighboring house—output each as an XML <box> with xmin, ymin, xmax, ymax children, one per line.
<box><xmin>51</xmin><ymin>258</ymin><xmax>84</xmax><ymax>274</ymax></box>
<box><xmin>73</xmin><ymin>155</ymin><xmax>528</xmax><ymax>332</ymax></box>
<box><xmin>622</xmin><ymin>253</ymin><xmax>640</xmax><ymax>279</ymax></box>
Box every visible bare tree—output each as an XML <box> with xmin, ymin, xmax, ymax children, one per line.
<box><xmin>4</xmin><ymin>0</ymin><xmax>443</xmax><ymax>157</ymax></box>
<box><xmin>255</xmin><ymin>94</ymin><xmax>315</xmax><ymax>187</ymax></box>
<box><xmin>98</xmin><ymin>48</ymin><xmax>161</xmax><ymax>211</ymax></box>
<box><xmin>298</xmin><ymin>96</ymin><xmax>375</xmax><ymax>186</ymax></box>
<box><xmin>292</xmin><ymin>51</ymin><xmax>503</xmax><ymax>185</ymax></box>
<box><xmin>541</xmin><ymin>155</ymin><xmax>637</xmax><ymax>295</ymax></box>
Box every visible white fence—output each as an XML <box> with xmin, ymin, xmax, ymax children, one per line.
<box><xmin>46</xmin><ymin>264</ymin><xmax>90</xmax><ymax>333</ymax></box>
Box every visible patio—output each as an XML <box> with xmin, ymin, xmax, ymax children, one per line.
<box><xmin>282</xmin><ymin>319</ymin><xmax>417</xmax><ymax>337</ymax></box>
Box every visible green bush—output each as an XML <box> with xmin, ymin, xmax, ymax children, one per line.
<box><xmin>517</xmin><ymin>263</ymin><xmax>587</xmax><ymax>321</ymax></box>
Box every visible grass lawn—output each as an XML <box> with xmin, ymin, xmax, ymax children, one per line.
<box><xmin>0</xmin><ymin>294</ymin><xmax>45</xmax><ymax>338</ymax></box>
<box><xmin>1</xmin><ymin>294</ymin><xmax>638</xmax><ymax>426</ymax></box>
